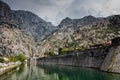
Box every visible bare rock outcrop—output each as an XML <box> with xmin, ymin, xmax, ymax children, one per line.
<box><xmin>101</xmin><ymin>45</ymin><xmax>120</xmax><ymax>73</ymax></box>
<box><xmin>0</xmin><ymin>23</ymin><xmax>37</xmax><ymax>57</ymax></box>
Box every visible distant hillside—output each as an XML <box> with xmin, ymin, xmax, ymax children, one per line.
<box><xmin>39</xmin><ymin>15</ymin><xmax>120</xmax><ymax>57</ymax></box>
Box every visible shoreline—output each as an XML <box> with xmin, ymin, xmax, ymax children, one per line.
<box><xmin>37</xmin><ymin>45</ymin><xmax>120</xmax><ymax>74</ymax></box>
<box><xmin>0</xmin><ymin>62</ymin><xmax>21</xmax><ymax>76</ymax></box>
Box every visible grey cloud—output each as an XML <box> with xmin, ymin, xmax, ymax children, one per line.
<box><xmin>33</xmin><ymin>0</ymin><xmax>54</xmax><ymax>6</ymax></box>
<box><xmin>3</xmin><ymin>0</ymin><xmax>120</xmax><ymax>25</ymax></box>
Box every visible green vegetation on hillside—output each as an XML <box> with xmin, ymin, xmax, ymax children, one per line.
<box><xmin>8</xmin><ymin>53</ymin><xmax>26</xmax><ymax>63</ymax></box>
<box><xmin>45</xmin><ymin>51</ymin><xmax>55</xmax><ymax>56</ymax></box>
<box><xmin>58</xmin><ymin>48</ymin><xmax>67</xmax><ymax>55</ymax></box>
<box><xmin>0</xmin><ymin>57</ymin><xmax>4</xmax><ymax>63</ymax></box>
<box><xmin>44</xmin><ymin>46</ymin><xmax>87</xmax><ymax>56</ymax></box>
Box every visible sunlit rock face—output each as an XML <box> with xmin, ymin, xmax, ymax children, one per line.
<box><xmin>0</xmin><ymin>0</ymin><xmax>60</xmax><ymax>57</ymax></box>
<box><xmin>0</xmin><ymin>23</ymin><xmax>38</xmax><ymax>57</ymax></box>
<box><xmin>0</xmin><ymin>0</ymin><xmax>58</xmax><ymax>43</ymax></box>
<box><xmin>101</xmin><ymin>45</ymin><xmax>120</xmax><ymax>73</ymax></box>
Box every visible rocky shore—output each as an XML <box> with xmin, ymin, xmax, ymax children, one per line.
<box><xmin>0</xmin><ymin>61</ymin><xmax>21</xmax><ymax>76</ymax></box>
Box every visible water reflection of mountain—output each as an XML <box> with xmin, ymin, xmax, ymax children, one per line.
<box><xmin>1</xmin><ymin>64</ymin><xmax>120</xmax><ymax>80</ymax></box>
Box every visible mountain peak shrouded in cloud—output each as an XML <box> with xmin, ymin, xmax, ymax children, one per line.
<box><xmin>3</xmin><ymin>0</ymin><xmax>120</xmax><ymax>25</ymax></box>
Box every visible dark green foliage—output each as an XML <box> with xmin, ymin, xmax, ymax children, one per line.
<box><xmin>8</xmin><ymin>53</ymin><xmax>26</xmax><ymax>62</ymax></box>
<box><xmin>48</xmin><ymin>51</ymin><xmax>55</xmax><ymax>56</ymax></box>
<box><xmin>16</xmin><ymin>54</ymin><xmax>26</xmax><ymax>62</ymax></box>
<box><xmin>45</xmin><ymin>51</ymin><xmax>55</xmax><ymax>56</ymax></box>
<box><xmin>58</xmin><ymin>48</ymin><xmax>67</xmax><ymax>55</ymax></box>
<box><xmin>8</xmin><ymin>55</ymin><xmax>17</xmax><ymax>62</ymax></box>
<box><xmin>77</xmin><ymin>46</ymin><xmax>86</xmax><ymax>51</ymax></box>
<box><xmin>0</xmin><ymin>57</ymin><xmax>4</xmax><ymax>63</ymax></box>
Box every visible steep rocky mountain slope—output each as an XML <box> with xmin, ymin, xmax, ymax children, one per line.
<box><xmin>0</xmin><ymin>23</ymin><xmax>37</xmax><ymax>57</ymax></box>
<box><xmin>0</xmin><ymin>0</ymin><xmax>58</xmax><ymax>57</ymax></box>
<box><xmin>0</xmin><ymin>0</ymin><xmax>57</xmax><ymax>57</ymax></box>
<box><xmin>1</xmin><ymin>0</ymin><xmax>120</xmax><ymax>58</ymax></box>
<box><xmin>39</xmin><ymin>15</ymin><xmax>120</xmax><ymax>57</ymax></box>
<box><xmin>0</xmin><ymin>0</ymin><xmax>57</xmax><ymax>42</ymax></box>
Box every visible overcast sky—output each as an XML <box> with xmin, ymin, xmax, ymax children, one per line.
<box><xmin>3</xmin><ymin>0</ymin><xmax>120</xmax><ymax>25</ymax></box>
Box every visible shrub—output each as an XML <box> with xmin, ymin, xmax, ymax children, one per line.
<box><xmin>58</xmin><ymin>48</ymin><xmax>67</xmax><ymax>55</ymax></box>
<box><xmin>48</xmin><ymin>51</ymin><xmax>55</xmax><ymax>56</ymax></box>
<box><xmin>77</xmin><ymin>46</ymin><xmax>86</xmax><ymax>51</ymax></box>
<box><xmin>8</xmin><ymin>53</ymin><xmax>26</xmax><ymax>62</ymax></box>
<box><xmin>0</xmin><ymin>57</ymin><xmax>4</xmax><ymax>63</ymax></box>
<box><xmin>8</xmin><ymin>55</ymin><xmax>18</xmax><ymax>62</ymax></box>
<box><xmin>15</xmin><ymin>54</ymin><xmax>26</xmax><ymax>62</ymax></box>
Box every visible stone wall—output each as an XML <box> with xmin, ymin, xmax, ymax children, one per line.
<box><xmin>37</xmin><ymin>47</ymin><xmax>109</xmax><ymax>69</ymax></box>
<box><xmin>37</xmin><ymin>45</ymin><xmax>120</xmax><ymax>73</ymax></box>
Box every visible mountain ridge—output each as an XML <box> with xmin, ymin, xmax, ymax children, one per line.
<box><xmin>1</xmin><ymin>0</ymin><xmax>120</xmax><ymax>58</ymax></box>
<box><xmin>38</xmin><ymin>14</ymin><xmax>120</xmax><ymax>57</ymax></box>
<box><xmin>0</xmin><ymin>0</ymin><xmax>57</xmax><ymax>42</ymax></box>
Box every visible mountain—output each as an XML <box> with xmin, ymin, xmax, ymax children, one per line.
<box><xmin>0</xmin><ymin>0</ymin><xmax>58</xmax><ymax>57</ymax></box>
<box><xmin>0</xmin><ymin>0</ymin><xmax>57</xmax><ymax>42</ymax></box>
<box><xmin>1</xmin><ymin>0</ymin><xmax>120</xmax><ymax>58</ymax></box>
<box><xmin>38</xmin><ymin>15</ymin><xmax>120</xmax><ymax>57</ymax></box>
<box><xmin>14</xmin><ymin>10</ymin><xmax>57</xmax><ymax>42</ymax></box>
<box><xmin>58</xmin><ymin>15</ymin><xmax>101</xmax><ymax>28</ymax></box>
<box><xmin>0</xmin><ymin>23</ymin><xmax>37</xmax><ymax>57</ymax></box>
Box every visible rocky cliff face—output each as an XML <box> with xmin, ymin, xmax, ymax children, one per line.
<box><xmin>0</xmin><ymin>0</ymin><xmax>57</xmax><ymax>42</ymax></box>
<box><xmin>0</xmin><ymin>0</ymin><xmax>58</xmax><ymax>57</ymax></box>
<box><xmin>101</xmin><ymin>45</ymin><xmax>120</xmax><ymax>73</ymax></box>
<box><xmin>14</xmin><ymin>10</ymin><xmax>57</xmax><ymax>42</ymax></box>
<box><xmin>39</xmin><ymin>15</ymin><xmax>120</xmax><ymax>57</ymax></box>
<box><xmin>0</xmin><ymin>23</ymin><xmax>37</xmax><ymax>57</ymax></box>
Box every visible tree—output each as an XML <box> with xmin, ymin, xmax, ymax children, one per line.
<box><xmin>16</xmin><ymin>54</ymin><xmax>26</xmax><ymax>62</ymax></box>
<box><xmin>58</xmin><ymin>48</ymin><xmax>67</xmax><ymax>55</ymax></box>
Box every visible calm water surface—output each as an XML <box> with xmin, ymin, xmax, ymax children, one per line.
<box><xmin>1</xmin><ymin>63</ymin><xmax>120</xmax><ymax>80</ymax></box>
